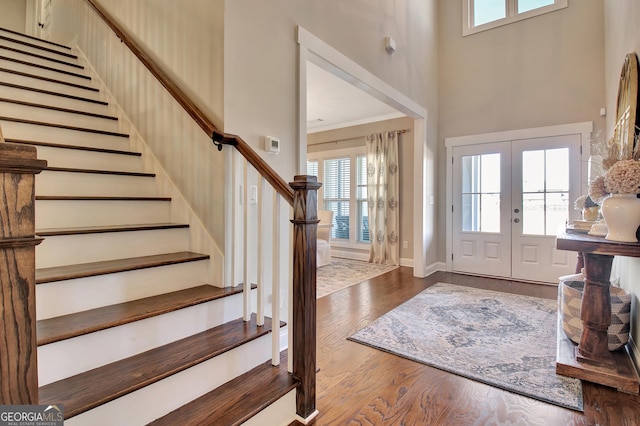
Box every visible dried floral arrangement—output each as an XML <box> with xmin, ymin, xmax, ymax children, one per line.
<box><xmin>588</xmin><ymin>127</ymin><xmax>640</xmax><ymax>201</ymax></box>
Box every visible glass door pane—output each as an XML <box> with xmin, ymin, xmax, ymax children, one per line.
<box><xmin>521</xmin><ymin>148</ymin><xmax>569</xmax><ymax>236</ymax></box>
<box><xmin>461</xmin><ymin>153</ymin><xmax>501</xmax><ymax>233</ymax></box>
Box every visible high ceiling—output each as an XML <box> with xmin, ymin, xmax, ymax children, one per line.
<box><xmin>306</xmin><ymin>62</ymin><xmax>404</xmax><ymax>133</ymax></box>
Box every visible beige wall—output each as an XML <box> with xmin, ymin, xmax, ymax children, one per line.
<box><xmin>50</xmin><ymin>0</ymin><xmax>226</xmax><ymax>250</ymax></box>
<box><xmin>603</xmin><ymin>0</ymin><xmax>640</xmax><ymax>362</ymax></box>
<box><xmin>0</xmin><ymin>0</ymin><xmax>26</xmax><ymax>32</ymax></box>
<box><xmin>438</xmin><ymin>0</ymin><xmax>606</xmax><ymax>261</ymax></box>
<box><xmin>307</xmin><ymin>117</ymin><xmax>414</xmax><ymax>262</ymax></box>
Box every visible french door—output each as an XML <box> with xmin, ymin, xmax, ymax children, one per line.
<box><xmin>452</xmin><ymin>135</ymin><xmax>580</xmax><ymax>283</ymax></box>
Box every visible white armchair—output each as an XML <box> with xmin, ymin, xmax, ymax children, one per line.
<box><xmin>317</xmin><ymin>210</ymin><xmax>333</xmax><ymax>267</ymax></box>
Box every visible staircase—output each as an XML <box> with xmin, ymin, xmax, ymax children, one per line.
<box><xmin>0</xmin><ymin>27</ymin><xmax>297</xmax><ymax>425</ymax></box>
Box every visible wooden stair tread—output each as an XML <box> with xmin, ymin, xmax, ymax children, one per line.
<box><xmin>39</xmin><ymin>315</ymin><xmax>273</xmax><ymax>419</ymax></box>
<box><xmin>0</xmin><ymin>26</ymin><xmax>72</xmax><ymax>50</ymax></box>
<box><xmin>0</xmin><ymin>34</ymin><xmax>77</xmax><ymax>59</ymax></box>
<box><xmin>0</xmin><ymin>54</ymin><xmax>90</xmax><ymax>79</ymax></box>
<box><xmin>44</xmin><ymin>166</ymin><xmax>153</xmax><ymax>177</ymax></box>
<box><xmin>0</xmin><ymin>116</ymin><xmax>127</xmax><ymax>137</ymax></box>
<box><xmin>0</xmin><ymin>68</ymin><xmax>97</xmax><ymax>91</ymax></box>
<box><xmin>0</xmin><ymin>44</ymin><xmax>83</xmax><ymax>69</ymax></box>
<box><xmin>36</xmin><ymin>251</ymin><xmax>207</xmax><ymax>284</ymax></box>
<box><xmin>36</xmin><ymin>195</ymin><xmax>171</xmax><ymax>201</ymax></box>
<box><xmin>37</xmin><ymin>284</ymin><xmax>243</xmax><ymax>346</ymax></box>
<box><xmin>149</xmin><ymin>352</ymin><xmax>297</xmax><ymax>426</ymax></box>
<box><xmin>0</xmin><ymin>97</ymin><xmax>115</xmax><ymax>119</ymax></box>
<box><xmin>36</xmin><ymin>222</ymin><xmax>189</xmax><ymax>237</ymax></box>
<box><xmin>0</xmin><ymin>81</ymin><xmax>106</xmax><ymax>104</ymax></box>
<box><xmin>5</xmin><ymin>138</ymin><xmax>140</xmax><ymax>156</ymax></box>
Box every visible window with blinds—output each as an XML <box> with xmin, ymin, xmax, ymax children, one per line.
<box><xmin>307</xmin><ymin>160</ymin><xmax>318</xmax><ymax>177</ymax></box>
<box><xmin>356</xmin><ymin>155</ymin><xmax>369</xmax><ymax>243</ymax></box>
<box><xmin>324</xmin><ymin>158</ymin><xmax>351</xmax><ymax>240</ymax></box>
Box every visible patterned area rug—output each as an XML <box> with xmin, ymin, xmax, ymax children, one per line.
<box><xmin>317</xmin><ymin>257</ymin><xmax>398</xmax><ymax>299</ymax></box>
<box><xmin>349</xmin><ymin>282</ymin><xmax>583</xmax><ymax>411</ymax></box>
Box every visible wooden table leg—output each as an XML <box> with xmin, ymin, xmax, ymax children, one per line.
<box><xmin>577</xmin><ymin>253</ymin><xmax>614</xmax><ymax>363</ymax></box>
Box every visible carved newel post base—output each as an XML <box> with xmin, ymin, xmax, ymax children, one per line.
<box><xmin>289</xmin><ymin>175</ymin><xmax>321</xmax><ymax>422</ymax></box>
<box><xmin>0</xmin><ymin>142</ymin><xmax>46</xmax><ymax>404</ymax></box>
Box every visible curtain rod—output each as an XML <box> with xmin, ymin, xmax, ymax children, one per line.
<box><xmin>308</xmin><ymin>128</ymin><xmax>409</xmax><ymax>147</ymax></box>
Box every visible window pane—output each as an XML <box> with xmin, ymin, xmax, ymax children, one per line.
<box><xmin>323</xmin><ymin>158</ymin><xmax>350</xmax><ymax>199</ymax></box>
<box><xmin>546</xmin><ymin>148</ymin><xmax>569</xmax><ymax>192</ymax></box>
<box><xmin>306</xmin><ymin>160</ymin><xmax>318</xmax><ymax>177</ymax></box>
<box><xmin>327</xmin><ymin>202</ymin><xmax>350</xmax><ymax>240</ymax></box>
<box><xmin>523</xmin><ymin>193</ymin><xmax>545</xmax><ymax>235</ymax></box>
<box><xmin>356</xmin><ymin>155</ymin><xmax>368</xmax><ymax>242</ymax></box>
<box><xmin>461</xmin><ymin>154</ymin><xmax>501</xmax><ymax>233</ymax></box>
<box><xmin>481</xmin><ymin>154</ymin><xmax>501</xmax><ymax>193</ymax></box>
<box><xmin>522</xmin><ymin>150</ymin><xmax>545</xmax><ymax>192</ymax></box>
<box><xmin>518</xmin><ymin>0</ymin><xmax>554</xmax><ymax>14</ymax></box>
<box><xmin>474</xmin><ymin>0</ymin><xmax>506</xmax><ymax>26</ymax></box>
<box><xmin>357</xmin><ymin>200</ymin><xmax>369</xmax><ymax>242</ymax></box>
<box><xmin>545</xmin><ymin>192</ymin><xmax>568</xmax><ymax>235</ymax></box>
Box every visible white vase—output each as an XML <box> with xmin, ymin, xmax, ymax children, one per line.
<box><xmin>601</xmin><ymin>194</ymin><xmax>640</xmax><ymax>242</ymax></box>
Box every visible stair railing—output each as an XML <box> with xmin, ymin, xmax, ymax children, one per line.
<box><xmin>82</xmin><ymin>0</ymin><xmax>318</xmax><ymax>420</ymax></box>
<box><xmin>0</xmin><ymin>125</ymin><xmax>47</xmax><ymax>404</ymax></box>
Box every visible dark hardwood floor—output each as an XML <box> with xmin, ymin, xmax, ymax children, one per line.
<box><xmin>292</xmin><ymin>268</ymin><xmax>640</xmax><ymax>426</ymax></box>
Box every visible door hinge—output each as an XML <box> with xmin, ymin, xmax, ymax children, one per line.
<box><xmin>451</xmin><ymin>253</ymin><xmax>454</xmax><ymax>261</ymax></box>
<box><xmin>451</xmin><ymin>205</ymin><xmax>454</xmax><ymax>213</ymax></box>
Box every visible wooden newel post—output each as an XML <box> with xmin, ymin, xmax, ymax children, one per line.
<box><xmin>0</xmin><ymin>140</ymin><xmax>47</xmax><ymax>404</ymax></box>
<box><xmin>289</xmin><ymin>175</ymin><xmax>321</xmax><ymax>422</ymax></box>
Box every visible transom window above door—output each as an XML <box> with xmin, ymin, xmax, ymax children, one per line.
<box><xmin>463</xmin><ymin>0</ymin><xmax>568</xmax><ymax>36</ymax></box>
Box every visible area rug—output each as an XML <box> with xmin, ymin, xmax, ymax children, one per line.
<box><xmin>348</xmin><ymin>282</ymin><xmax>583</xmax><ymax>411</ymax></box>
<box><xmin>317</xmin><ymin>257</ymin><xmax>398</xmax><ymax>299</ymax></box>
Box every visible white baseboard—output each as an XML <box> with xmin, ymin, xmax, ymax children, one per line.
<box><xmin>424</xmin><ymin>261</ymin><xmax>446</xmax><ymax>277</ymax></box>
<box><xmin>629</xmin><ymin>335</ymin><xmax>640</xmax><ymax>375</ymax></box>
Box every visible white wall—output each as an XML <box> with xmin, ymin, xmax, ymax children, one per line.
<box><xmin>0</xmin><ymin>0</ymin><xmax>26</xmax><ymax>32</ymax></box>
<box><xmin>49</xmin><ymin>0</ymin><xmax>226</xmax><ymax>251</ymax></box>
<box><xmin>603</xmin><ymin>0</ymin><xmax>640</xmax><ymax>361</ymax></box>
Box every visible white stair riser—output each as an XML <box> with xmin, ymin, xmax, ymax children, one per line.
<box><xmin>242</xmin><ymin>391</ymin><xmax>296</xmax><ymax>426</ymax></box>
<box><xmin>0</xmin><ymin>58</ymin><xmax>95</xmax><ymax>87</ymax></box>
<box><xmin>0</xmin><ymin>120</ymin><xmax>129</xmax><ymax>150</ymax></box>
<box><xmin>36</xmin><ymin>171</ymin><xmax>156</xmax><ymax>197</ymax></box>
<box><xmin>36</xmin><ymin>228</ymin><xmax>190</xmax><ymax>268</ymax></box>
<box><xmin>63</xmin><ymin>335</ymin><xmax>272</xmax><ymax>426</ymax></box>
<box><xmin>36</xmin><ymin>260</ymin><xmax>210</xmax><ymax>320</ymax></box>
<box><xmin>0</xmin><ymin>70</ymin><xmax>101</xmax><ymax>100</ymax></box>
<box><xmin>0</xmin><ymin>31</ymin><xmax>73</xmax><ymax>57</ymax></box>
<box><xmin>36</xmin><ymin>199</ymin><xmax>170</xmax><ymax>229</ymax></box>
<box><xmin>0</xmin><ymin>84</ymin><xmax>109</xmax><ymax>117</ymax></box>
<box><xmin>0</xmin><ymin>101</ymin><xmax>119</xmax><ymax>133</ymax></box>
<box><xmin>0</xmin><ymin>36</ymin><xmax>76</xmax><ymax>60</ymax></box>
<box><xmin>38</xmin><ymin>293</ymin><xmax>248</xmax><ymax>385</ymax></box>
<box><xmin>0</xmin><ymin>46</ymin><xmax>84</xmax><ymax>74</ymax></box>
<box><xmin>34</xmin><ymin>145</ymin><xmax>142</xmax><ymax>172</ymax></box>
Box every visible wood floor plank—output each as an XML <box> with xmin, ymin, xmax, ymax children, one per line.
<box><xmin>149</xmin><ymin>352</ymin><xmax>297</xmax><ymax>426</ymax></box>
<box><xmin>289</xmin><ymin>269</ymin><xmax>640</xmax><ymax>425</ymax></box>
<box><xmin>36</xmin><ymin>251</ymin><xmax>207</xmax><ymax>284</ymax></box>
<box><xmin>36</xmin><ymin>284</ymin><xmax>242</xmax><ymax>345</ymax></box>
<box><xmin>39</xmin><ymin>315</ymin><xmax>273</xmax><ymax>418</ymax></box>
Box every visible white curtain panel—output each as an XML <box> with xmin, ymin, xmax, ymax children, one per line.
<box><xmin>366</xmin><ymin>131</ymin><xmax>400</xmax><ymax>265</ymax></box>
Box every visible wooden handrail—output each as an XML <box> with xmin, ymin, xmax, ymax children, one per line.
<box><xmin>83</xmin><ymin>0</ymin><xmax>294</xmax><ymax>206</ymax></box>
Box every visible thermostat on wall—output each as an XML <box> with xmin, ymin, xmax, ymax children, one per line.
<box><xmin>264</xmin><ymin>136</ymin><xmax>280</xmax><ymax>154</ymax></box>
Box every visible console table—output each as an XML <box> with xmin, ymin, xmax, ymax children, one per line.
<box><xmin>556</xmin><ymin>231</ymin><xmax>640</xmax><ymax>394</ymax></box>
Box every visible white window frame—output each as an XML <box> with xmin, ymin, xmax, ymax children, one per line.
<box><xmin>308</xmin><ymin>146</ymin><xmax>370</xmax><ymax>250</ymax></box>
<box><xmin>463</xmin><ymin>0</ymin><xmax>568</xmax><ymax>36</ymax></box>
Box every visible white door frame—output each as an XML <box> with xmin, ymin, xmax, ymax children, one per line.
<box><xmin>445</xmin><ymin>122</ymin><xmax>593</xmax><ymax>274</ymax></box>
<box><xmin>296</xmin><ymin>26</ymin><xmax>431</xmax><ymax>277</ymax></box>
